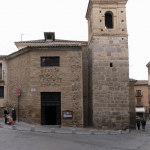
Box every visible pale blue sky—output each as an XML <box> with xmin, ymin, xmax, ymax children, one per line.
<box><xmin>0</xmin><ymin>0</ymin><xmax>150</xmax><ymax>80</ymax></box>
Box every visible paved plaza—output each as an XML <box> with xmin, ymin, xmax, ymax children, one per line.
<box><xmin>0</xmin><ymin>118</ymin><xmax>150</xmax><ymax>150</ymax></box>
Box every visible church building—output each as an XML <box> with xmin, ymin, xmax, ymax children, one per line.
<box><xmin>1</xmin><ymin>0</ymin><xmax>130</xmax><ymax>130</ymax></box>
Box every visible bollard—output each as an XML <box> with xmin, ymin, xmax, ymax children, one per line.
<box><xmin>31</xmin><ymin>126</ymin><xmax>35</xmax><ymax>132</ymax></box>
<box><xmin>90</xmin><ymin>130</ymin><xmax>95</xmax><ymax>135</ymax></box>
<box><xmin>72</xmin><ymin>129</ymin><xmax>76</xmax><ymax>134</ymax></box>
<box><xmin>0</xmin><ymin>123</ymin><xmax>3</xmax><ymax>128</ymax></box>
<box><xmin>106</xmin><ymin>130</ymin><xmax>110</xmax><ymax>135</ymax></box>
<box><xmin>118</xmin><ymin>130</ymin><xmax>122</xmax><ymax>134</ymax></box>
<box><xmin>51</xmin><ymin>128</ymin><xmax>55</xmax><ymax>133</ymax></box>
<box><xmin>126</xmin><ymin>129</ymin><xmax>130</xmax><ymax>133</ymax></box>
<box><xmin>12</xmin><ymin>125</ymin><xmax>17</xmax><ymax>130</ymax></box>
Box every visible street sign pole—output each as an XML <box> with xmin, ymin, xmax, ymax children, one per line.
<box><xmin>16</xmin><ymin>88</ymin><xmax>20</xmax><ymax>123</ymax></box>
<box><xmin>18</xmin><ymin>96</ymin><xmax>19</xmax><ymax>123</ymax></box>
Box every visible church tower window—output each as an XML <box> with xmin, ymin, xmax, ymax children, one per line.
<box><xmin>105</xmin><ymin>12</ymin><xmax>113</xmax><ymax>29</ymax></box>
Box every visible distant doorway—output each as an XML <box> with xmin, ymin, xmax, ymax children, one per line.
<box><xmin>41</xmin><ymin>92</ymin><xmax>61</xmax><ymax>125</ymax></box>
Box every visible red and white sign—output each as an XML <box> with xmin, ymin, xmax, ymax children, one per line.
<box><xmin>16</xmin><ymin>88</ymin><xmax>20</xmax><ymax>96</ymax></box>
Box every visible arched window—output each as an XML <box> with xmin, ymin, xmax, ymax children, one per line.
<box><xmin>105</xmin><ymin>12</ymin><xmax>113</xmax><ymax>29</ymax></box>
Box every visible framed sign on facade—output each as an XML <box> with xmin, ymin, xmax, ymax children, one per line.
<box><xmin>62</xmin><ymin>111</ymin><xmax>73</xmax><ymax>119</ymax></box>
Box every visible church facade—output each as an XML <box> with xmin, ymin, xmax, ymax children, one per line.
<box><xmin>1</xmin><ymin>0</ymin><xmax>130</xmax><ymax>129</ymax></box>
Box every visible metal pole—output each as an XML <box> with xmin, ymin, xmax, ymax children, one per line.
<box><xmin>18</xmin><ymin>96</ymin><xmax>19</xmax><ymax>122</ymax></box>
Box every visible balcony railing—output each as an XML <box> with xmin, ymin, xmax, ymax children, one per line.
<box><xmin>135</xmin><ymin>92</ymin><xmax>143</xmax><ymax>97</ymax></box>
<box><xmin>136</xmin><ymin>102</ymin><xmax>143</xmax><ymax>106</ymax></box>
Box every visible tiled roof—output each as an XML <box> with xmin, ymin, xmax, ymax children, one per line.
<box><xmin>27</xmin><ymin>44</ymin><xmax>81</xmax><ymax>48</ymax></box>
<box><xmin>5</xmin><ymin>44</ymin><xmax>82</xmax><ymax>60</ymax></box>
<box><xmin>15</xmin><ymin>39</ymin><xmax>88</xmax><ymax>44</ymax></box>
<box><xmin>0</xmin><ymin>55</ymin><xmax>7</xmax><ymax>59</ymax></box>
<box><xmin>135</xmin><ymin>80</ymin><xmax>148</xmax><ymax>85</ymax></box>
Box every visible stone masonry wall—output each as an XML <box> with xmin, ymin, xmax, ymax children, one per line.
<box><xmin>7</xmin><ymin>47</ymin><xmax>83</xmax><ymax>127</ymax></box>
<box><xmin>82</xmin><ymin>45</ymin><xmax>89</xmax><ymax>126</ymax></box>
<box><xmin>7</xmin><ymin>52</ymin><xmax>30</xmax><ymax>119</ymax></box>
<box><xmin>88</xmin><ymin>36</ymin><xmax>130</xmax><ymax>130</ymax></box>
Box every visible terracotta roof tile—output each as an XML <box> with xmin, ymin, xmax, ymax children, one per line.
<box><xmin>27</xmin><ymin>44</ymin><xmax>81</xmax><ymax>48</ymax></box>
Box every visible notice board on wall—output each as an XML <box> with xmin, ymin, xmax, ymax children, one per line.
<box><xmin>62</xmin><ymin>111</ymin><xmax>73</xmax><ymax>119</ymax></box>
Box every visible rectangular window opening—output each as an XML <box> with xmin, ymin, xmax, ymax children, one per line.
<box><xmin>136</xmin><ymin>90</ymin><xmax>141</xmax><ymax>96</ymax></box>
<box><xmin>137</xmin><ymin>98</ymin><xmax>141</xmax><ymax>104</ymax></box>
<box><xmin>121</xmin><ymin>11</ymin><xmax>123</xmax><ymax>13</ymax></box>
<box><xmin>100</xmin><ymin>11</ymin><xmax>101</xmax><ymax>13</ymax></box>
<box><xmin>41</xmin><ymin>57</ymin><xmax>60</xmax><ymax>67</ymax></box>
<box><xmin>0</xmin><ymin>86</ymin><xmax>4</xmax><ymax>98</ymax></box>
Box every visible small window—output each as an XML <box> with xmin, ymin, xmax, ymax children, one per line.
<box><xmin>121</xmin><ymin>11</ymin><xmax>123</xmax><ymax>13</ymax></box>
<box><xmin>121</xmin><ymin>20</ymin><xmax>124</xmax><ymax>22</ymax></box>
<box><xmin>122</xmin><ymin>29</ymin><xmax>124</xmax><ymax>31</ymax></box>
<box><xmin>100</xmin><ymin>11</ymin><xmax>101</xmax><ymax>13</ymax></box>
<box><xmin>101</xmin><ymin>29</ymin><xmax>103</xmax><ymax>31</ymax></box>
<box><xmin>110</xmin><ymin>63</ymin><xmax>113</xmax><ymax>67</ymax></box>
<box><xmin>0</xmin><ymin>86</ymin><xmax>4</xmax><ymax>98</ymax></box>
<box><xmin>41</xmin><ymin>57</ymin><xmax>59</xmax><ymax>66</ymax></box>
<box><xmin>100</xmin><ymin>20</ymin><xmax>102</xmax><ymax>22</ymax></box>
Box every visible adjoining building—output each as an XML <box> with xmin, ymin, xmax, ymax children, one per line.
<box><xmin>0</xmin><ymin>0</ymin><xmax>130</xmax><ymax>130</ymax></box>
<box><xmin>0</xmin><ymin>56</ymin><xmax>7</xmax><ymax>116</ymax></box>
<box><xmin>146</xmin><ymin>62</ymin><xmax>150</xmax><ymax>118</ymax></box>
<box><xmin>134</xmin><ymin>80</ymin><xmax>149</xmax><ymax>119</ymax></box>
<box><xmin>129</xmin><ymin>79</ymin><xmax>149</xmax><ymax>129</ymax></box>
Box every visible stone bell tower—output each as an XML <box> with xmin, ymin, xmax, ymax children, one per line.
<box><xmin>86</xmin><ymin>0</ymin><xmax>130</xmax><ymax>130</ymax></box>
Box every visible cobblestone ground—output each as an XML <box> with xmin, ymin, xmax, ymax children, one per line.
<box><xmin>0</xmin><ymin>119</ymin><xmax>150</xmax><ymax>150</ymax></box>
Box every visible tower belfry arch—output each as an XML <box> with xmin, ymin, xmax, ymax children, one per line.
<box><xmin>86</xmin><ymin>0</ymin><xmax>130</xmax><ymax>130</ymax></box>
